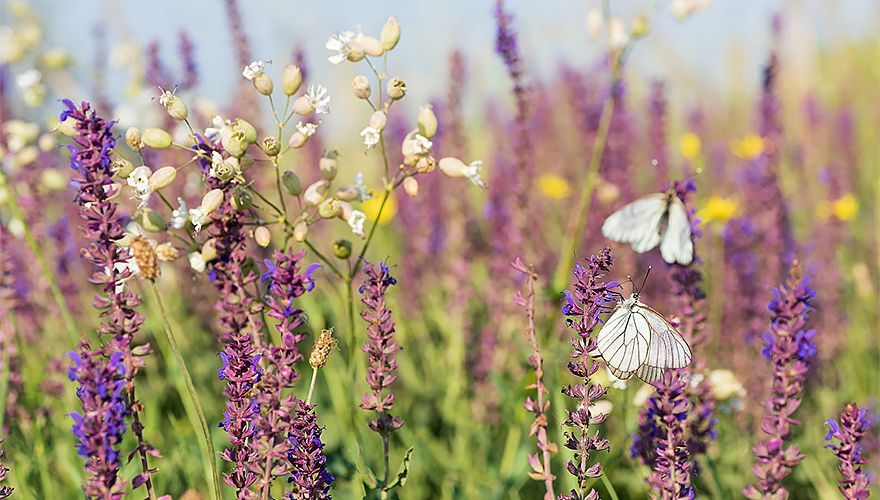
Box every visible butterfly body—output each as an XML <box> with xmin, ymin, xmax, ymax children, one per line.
<box><xmin>595</xmin><ymin>292</ymin><xmax>692</xmax><ymax>384</ymax></box>
<box><xmin>602</xmin><ymin>190</ymin><xmax>694</xmax><ymax>265</ymax></box>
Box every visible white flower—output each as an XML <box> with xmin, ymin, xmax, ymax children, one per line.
<box><xmin>296</xmin><ymin>121</ymin><xmax>318</xmax><ymax>137</ymax></box>
<box><xmin>171</xmin><ymin>197</ymin><xmax>188</xmax><ymax>229</ymax></box>
<box><xmin>188</xmin><ymin>252</ymin><xmax>206</xmax><ymax>273</ymax></box>
<box><xmin>360</xmin><ymin>126</ymin><xmax>380</xmax><ymax>149</ymax></box>
<box><xmin>127</xmin><ymin>165</ymin><xmax>152</xmax><ymax>208</ymax></box>
<box><xmin>354</xmin><ymin>172</ymin><xmax>371</xmax><ymax>202</ymax></box>
<box><xmin>204</xmin><ymin>115</ymin><xmax>229</xmax><ymax>141</ymax></box>
<box><xmin>348</xmin><ymin>210</ymin><xmax>367</xmax><ymax>238</ymax></box>
<box><xmin>305</xmin><ymin>84</ymin><xmax>331</xmax><ymax>114</ymax></box>
<box><xmin>461</xmin><ymin>160</ymin><xmax>487</xmax><ymax>189</ymax></box>
<box><xmin>15</xmin><ymin>68</ymin><xmax>41</xmax><ymax>89</ymax></box>
<box><xmin>608</xmin><ymin>17</ymin><xmax>629</xmax><ymax>50</ymax></box>
<box><xmin>158</xmin><ymin>87</ymin><xmax>174</xmax><ymax>107</ymax></box>
<box><xmin>209</xmin><ymin>151</ymin><xmax>225</xmax><ymax>179</ymax></box>
<box><xmin>241</xmin><ymin>60</ymin><xmax>265</xmax><ymax>80</ymax></box>
<box><xmin>106</xmin><ymin>258</ymin><xmax>139</xmax><ymax>294</ymax></box>
<box><xmin>325</xmin><ymin>31</ymin><xmax>355</xmax><ymax>64</ymax></box>
<box><xmin>407</xmin><ymin>134</ymin><xmax>432</xmax><ymax>155</ymax></box>
<box><xmin>188</xmin><ymin>207</ymin><xmax>208</xmax><ymax>232</ymax></box>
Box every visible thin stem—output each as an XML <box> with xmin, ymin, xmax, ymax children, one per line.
<box><xmin>600</xmin><ymin>474</ymin><xmax>620</xmax><ymax>500</ymax></box>
<box><xmin>306</xmin><ymin>366</ymin><xmax>319</xmax><ymax>405</ymax></box>
<box><xmin>303</xmin><ymin>239</ymin><xmax>345</xmax><ymax>280</ymax></box>
<box><xmin>382</xmin><ymin>428</ymin><xmax>391</xmax><ymax>488</ymax></box>
<box><xmin>2</xmin><ymin>175</ymin><xmax>79</xmax><ymax>344</ymax></box>
<box><xmin>274</xmin><ymin>162</ymin><xmax>288</xmax><ymax>216</ymax></box>
<box><xmin>127</xmin><ymin>385</ymin><xmax>158</xmax><ymax>500</ymax></box>
<box><xmin>352</xmin><ymin>187</ymin><xmax>391</xmax><ymax>276</ymax></box>
<box><xmin>247</xmin><ymin>185</ymin><xmax>285</xmax><ymax>218</ymax></box>
<box><xmin>148</xmin><ymin>281</ymin><xmax>221</xmax><ymax>500</ymax></box>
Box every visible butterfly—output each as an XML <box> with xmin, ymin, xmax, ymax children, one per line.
<box><xmin>595</xmin><ymin>275</ymin><xmax>692</xmax><ymax>383</ymax></box>
<box><xmin>601</xmin><ymin>190</ymin><xmax>694</xmax><ymax>265</ymax></box>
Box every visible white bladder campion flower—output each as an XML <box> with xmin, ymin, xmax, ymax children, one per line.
<box><xmin>127</xmin><ymin>165</ymin><xmax>153</xmax><ymax>208</ymax></box>
<box><xmin>106</xmin><ymin>258</ymin><xmax>139</xmax><ymax>294</ymax></box>
<box><xmin>171</xmin><ymin>198</ymin><xmax>188</xmax><ymax>229</ymax></box>
<box><xmin>188</xmin><ymin>207</ymin><xmax>208</xmax><ymax>232</ymax></box>
<box><xmin>188</xmin><ymin>252</ymin><xmax>206</xmax><ymax>273</ymax></box>
<box><xmin>326</xmin><ymin>31</ymin><xmax>356</xmax><ymax>64</ymax></box>
<box><xmin>242</xmin><ymin>60</ymin><xmax>265</xmax><ymax>80</ymax></box>
<box><xmin>347</xmin><ymin>210</ymin><xmax>367</xmax><ymax>238</ymax></box>
<box><xmin>204</xmin><ymin>115</ymin><xmax>229</xmax><ymax>141</ymax></box>
<box><xmin>305</xmin><ymin>84</ymin><xmax>331</xmax><ymax>114</ymax></box>
<box><xmin>462</xmin><ymin>160</ymin><xmax>486</xmax><ymax>188</ymax></box>
<box><xmin>405</xmin><ymin>133</ymin><xmax>432</xmax><ymax>156</ymax></box>
<box><xmin>439</xmin><ymin>157</ymin><xmax>487</xmax><ymax>189</ymax></box>
<box><xmin>296</xmin><ymin>121</ymin><xmax>319</xmax><ymax>137</ymax></box>
<box><xmin>360</xmin><ymin>126</ymin><xmax>380</xmax><ymax>149</ymax></box>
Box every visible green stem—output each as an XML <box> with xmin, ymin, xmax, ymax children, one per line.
<box><xmin>303</xmin><ymin>239</ymin><xmax>345</xmax><ymax>280</ymax></box>
<box><xmin>352</xmin><ymin>188</ymin><xmax>391</xmax><ymax>276</ymax></box>
<box><xmin>600</xmin><ymin>473</ymin><xmax>620</xmax><ymax>500</ymax></box>
<box><xmin>2</xmin><ymin>176</ymin><xmax>79</xmax><ymax>344</ymax></box>
<box><xmin>247</xmin><ymin>186</ymin><xmax>285</xmax><ymax>218</ymax></box>
<box><xmin>306</xmin><ymin>366</ymin><xmax>319</xmax><ymax>405</ymax></box>
<box><xmin>148</xmin><ymin>281</ymin><xmax>221</xmax><ymax>500</ymax></box>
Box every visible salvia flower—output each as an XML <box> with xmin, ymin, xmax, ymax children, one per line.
<box><xmin>744</xmin><ymin>271</ymin><xmax>817</xmax><ymax>499</ymax></box>
<box><xmin>647</xmin><ymin>372</ymin><xmax>694</xmax><ymax>499</ymax></box>
<box><xmin>359</xmin><ymin>261</ymin><xmax>404</xmax><ymax>434</ymax></box>
<box><xmin>824</xmin><ymin>403</ymin><xmax>873</xmax><ymax>499</ymax></box>
<box><xmin>67</xmin><ymin>345</ymin><xmax>128</xmax><ymax>499</ymax></box>
<box><xmin>286</xmin><ymin>399</ymin><xmax>334</xmax><ymax>499</ymax></box>
<box><xmin>558</xmin><ymin>248</ymin><xmax>617</xmax><ymax>500</ymax></box>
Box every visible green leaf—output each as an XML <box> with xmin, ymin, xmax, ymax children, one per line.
<box><xmin>354</xmin><ymin>443</ymin><xmax>379</xmax><ymax>490</ymax></box>
<box><xmin>386</xmin><ymin>446</ymin><xmax>415</xmax><ymax>490</ymax></box>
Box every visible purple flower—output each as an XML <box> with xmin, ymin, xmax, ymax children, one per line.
<box><xmin>558</xmin><ymin>248</ymin><xmax>616</xmax><ymax>500</ymax></box>
<box><xmin>286</xmin><ymin>399</ymin><xmax>334</xmax><ymax>499</ymax></box>
<box><xmin>0</xmin><ymin>437</ymin><xmax>12</xmax><ymax>498</ymax></box>
<box><xmin>647</xmin><ymin>372</ymin><xmax>695</xmax><ymax>499</ymax></box>
<box><xmin>67</xmin><ymin>345</ymin><xmax>128</xmax><ymax>499</ymax></box>
<box><xmin>359</xmin><ymin>260</ymin><xmax>403</xmax><ymax>433</ymax></box>
<box><xmin>178</xmin><ymin>30</ymin><xmax>198</xmax><ymax>90</ymax></box>
<box><xmin>825</xmin><ymin>403</ymin><xmax>873</xmax><ymax>498</ymax></box>
<box><xmin>744</xmin><ymin>272</ymin><xmax>816</xmax><ymax>499</ymax></box>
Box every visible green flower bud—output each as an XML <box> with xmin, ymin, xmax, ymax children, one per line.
<box><xmin>333</xmin><ymin>239</ymin><xmax>352</xmax><ymax>259</ymax></box>
<box><xmin>261</xmin><ymin>136</ymin><xmax>281</xmax><ymax>156</ymax></box>
<box><xmin>282</xmin><ymin>170</ymin><xmax>302</xmax><ymax>196</ymax></box>
<box><xmin>352</xmin><ymin>75</ymin><xmax>371</xmax><ymax>100</ymax></box>
<box><xmin>137</xmin><ymin>208</ymin><xmax>166</xmax><ymax>232</ymax></box>
<box><xmin>282</xmin><ymin>65</ymin><xmax>303</xmax><ymax>95</ymax></box>
<box><xmin>380</xmin><ymin>16</ymin><xmax>401</xmax><ymax>51</ymax></box>
<box><xmin>253</xmin><ymin>73</ymin><xmax>274</xmax><ymax>96</ymax></box>
<box><xmin>254</xmin><ymin>226</ymin><xmax>271</xmax><ymax>247</ymax></box>
<box><xmin>318</xmin><ymin>198</ymin><xmax>341</xmax><ymax>219</ymax></box>
<box><xmin>149</xmin><ymin>166</ymin><xmax>177</xmax><ymax>190</ymax></box>
<box><xmin>231</xmin><ymin>189</ymin><xmax>253</xmax><ymax>211</ymax></box>
<box><xmin>159</xmin><ymin>91</ymin><xmax>188</xmax><ymax>121</ymax></box>
<box><xmin>141</xmin><ymin>128</ymin><xmax>172</xmax><ymax>149</ymax></box>
<box><xmin>111</xmin><ymin>157</ymin><xmax>135</xmax><ymax>179</ymax></box>
<box><xmin>417</xmin><ymin>104</ymin><xmax>438</xmax><ymax>138</ymax></box>
<box><xmin>238</xmin><ymin>119</ymin><xmax>257</xmax><ymax>144</ymax></box>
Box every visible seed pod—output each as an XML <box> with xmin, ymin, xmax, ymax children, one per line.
<box><xmin>237</xmin><ymin>119</ymin><xmax>257</xmax><ymax>144</ymax></box>
<box><xmin>200</xmin><ymin>189</ymin><xmax>224</xmax><ymax>214</ymax></box>
<box><xmin>262</xmin><ymin>136</ymin><xmax>281</xmax><ymax>156</ymax></box>
<box><xmin>131</xmin><ymin>236</ymin><xmax>160</xmax><ymax>280</ymax></box>
<box><xmin>319</xmin><ymin>151</ymin><xmax>339</xmax><ymax>181</ymax></box>
<box><xmin>293</xmin><ymin>221</ymin><xmax>308</xmax><ymax>242</ymax></box>
<box><xmin>282</xmin><ymin>65</ymin><xmax>303</xmax><ymax>95</ymax></box>
<box><xmin>352</xmin><ymin>75</ymin><xmax>371</xmax><ymax>100</ymax></box>
<box><xmin>149</xmin><ymin>166</ymin><xmax>177</xmax><ymax>190</ymax></box>
<box><xmin>380</xmin><ymin>16</ymin><xmax>401</xmax><ymax>50</ymax></box>
<box><xmin>137</xmin><ymin>208</ymin><xmax>166</xmax><ymax>232</ymax></box>
<box><xmin>125</xmin><ymin>127</ymin><xmax>142</xmax><ymax>150</ymax></box>
<box><xmin>318</xmin><ymin>198</ymin><xmax>341</xmax><ymax>219</ymax></box>
<box><xmin>253</xmin><ymin>72</ymin><xmax>274</xmax><ymax>95</ymax></box>
<box><xmin>417</xmin><ymin>104</ymin><xmax>438</xmax><ymax>138</ymax></box>
<box><xmin>254</xmin><ymin>226</ymin><xmax>271</xmax><ymax>247</ymax></box>
<box><xmin>332</xmin><ymin>240</ymin><xmax>352</xmax><ymax>260</ymax></box>
<box><xmin>439</xmin><ymin>156</ymin><xmax>467</xmax><ymax>177</ymax></box>
<box><xmin>162</xmin><ymin>94</ymin><xmax>188</xmax><ymax>121</ymax></box>
<box><xmin>111</xmin><ymin>157</ymin><xmax>135</xmax><ymax>179</ymax></box>
<box><xmin>282</xmin><ymin>170</ymin><xmax>302</xmax><ymax>196</ymax></box>
<box><xmin>386</xmin><ymin>76</ymin><xmax>406</xmax><ymax>100</ymax></box>
<box><xmin>201</xmin><ymin>239</ymin><xmax>218</xmax><ymax>262</ymax></box>
<box><xmin>403</xmin><ymin>176</ymin><xmax>419</xmax><ymax>197</ymax></box>
<box><xmin>141</xmin><ymin>128</ymin><xmax>172</xmax><ymax>149</ymax></box>
<box><xmin>231</xmin><ymin>189</ymin><xmax>253</xmax><ymax>211</ymax></box>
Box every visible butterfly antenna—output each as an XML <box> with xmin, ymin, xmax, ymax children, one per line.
<box><xmin>625</xmin><ymin>274</ymin><xmax>635</xmax><ymax>293</ymax></box>
<box><xmin>637</xmin><ymin>266</ymin><xmax>652</xmax><ymax>294</ymax></box>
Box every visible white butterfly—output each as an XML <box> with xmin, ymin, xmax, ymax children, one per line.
<box><xmin>601</xmin><ymin>191</ymin><xmax>694</xmax><ymax>265</ymax></box>
<box><xmin>595</xmin><ymin>292</ymin><xmax>692</xmax><ymax>383</ymax></box>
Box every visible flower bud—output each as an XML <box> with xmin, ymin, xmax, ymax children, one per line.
<box><xmin>386</xmin><ymin>76</ymin><xmax>406</xmax><ymax>100</ymax></box>
<box><xmin>282</xmin><ymin>170</ymin><xmax>302</xmax><ymax>196</ymax></box>
<box><xmin>417</xmin><ymin>104</ymin><xmax>438</xmax><ymax>138</ymax></box>
<box><xmin>319</xmin><ymin>151</ymin><xmax>339</xmax><ymax>181</ymax></box>
<box><xmin>149</xmin><ymin>166</ymin><xmax>177</xmax><ymax>190</ymax></box>
<box><xmin>380</xmin><ymin>16</ymin><xmax>401</xmax><ymax>50</ymax></box>
<box><xmin>137</xmin><ymin>208</ymin><xmax>166</xmax><ymax>232</ymax></box>
<box><xmin>141</xmin><ymin>128</ymin><xmax>172</xmax><ymax>149</ymax></box>
<box><xmin>332</xmin><ymin>240</ymin><xmax>352</xmax><ymax>259</ymax></box>
<box><xmin>368</xmin><ymin>111</ymin><xmax>387</xmax><ymax>132</ymax></box>
<box><xmin>303</xmin><ymin>180</ymin><xmax>330</xmax><ymax>206</ymax></box>
<box><xmin>292</xmin><ymin>95</ymin><xmax>315</xmax><ymax>116</ymax></box>
<box><xmin>261</xmin><ymin>136</ymin><xmax>281</xmax><ymax>156</ymax></box>
<box><xmin>352</xmin><ymin>75</ymin><xmax>371</xmax><ymax>99</ymax></box>
<box><xmin>403</xmin><ymin>176</ymin><xmax>419</xmax><ymax>197</ymax></box>
<box><xmin>253</xmin><ymin>72</ymin><xmax>274</xmax><ymax>95</ymax></box>
<box><xmin>201</xmin><ymin>239</ymin><xmax>218</xmax><ymax>263</ymax></box>
<box><xmin>232</xmin><ymin>189</ymin><xmax>253</xmax><ymax>211</ymax></box>
<box><xmin>439</xmin><ymin>157</ymin><xmax>467</xmax><ymax>177</ymax></box>
<box><xmin>282</xmin><ymin>65</ymin><xmax>303</xmax><ymax>95</ymax></box>
<box><xmin>125</xmin><ymin>127</ymin><xmax>142</xmax><ymax>149</ymax></box>
<box><xmin>200</xmin><ymin>189</ymin><xmax>224</xmax><ymax>214</ymax></box>
<box><xmin>359</xmin><ymin>35</ymin><xmax>383</xmax><ymax>57</ymax></box>
<box><xmin>293</xmin><ymin>221</ymin><xmax>308</xmax><ymax>242</ymax></box>
<box><xmin>288</xmin><ymin>131</ymin><xmax>308</xmax><ymax>149</ymax></box>
<box><xmin>254</xmin><ymin>226</ymin><xmax>272</xmax><ymax>247</ymax></box>
<box><xmin>334</xmin><ymin>185</ymin><xmax>359</xmax><ymax>202</ymax></box>
<box><xmin>318</xmin><ymin>198</ymin><xmax>341</xmax><ymax>219</ymax></box>
<box><xmin>161</xmin><ymin>93</ymin><xmax>189</xmax><ymax>121</ymax></box>
<box><xmin>112</xmin><ymin>157</ymin><xmax>135</xmax><ymax>179</ymax></box>
<box><xmin>237</xmin><ymin>119</ymin><xmax>257</xmax><ymax>144</ymax></box>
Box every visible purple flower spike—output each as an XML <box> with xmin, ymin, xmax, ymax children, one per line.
<box><xmin>744</xmin><ymin>271</ymin><xmax>816</xmax><ymax>498</ymax></box>
<box><xmin>647</xmin><ymin>372</ymin><xmax>694</xmax><ymax>499</ymax></box>
<box><xmin>286</xmin><ymin>399</ymin><xmax>334</xmax><ymax>499</ymax></box>
<box><xmin>825</xmin><ymin>403</ymin><xmax>873</xmax><ymax>499</ymax></box>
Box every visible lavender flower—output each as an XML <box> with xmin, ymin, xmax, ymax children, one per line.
<box><xmin>359</xmin><ymin>261</ymin><xmax>404</xmax><ymax>434</ymax></box>
<box><xmin>825</xmin><ymin>403</ymin><xmax>873</xmax><ymax>499</ymax></box>
<box><xmin>252</xmin><ymin>250</ymin><xmax>319</xmax><ymax>490</ymax></box>
<box><xmin>286</xmin><ymin>399</ymin><xmax>334</xmax><ymax>499</ymax></box>
<box><xmin>559</xmin><ymin>248</ymin><xmax>616</xmax><ymax>500</ymax></box>
<box><xmin>67</xmin><ymin>345</ymin><xmax>128</xmax><ymax>498</ymax></box>
<box><xmin>744</xmin><ymin>272</ymin><xmax>816</xmax><ymax>498</ymax></box>
<box><xmin>648</xmin><ymin>372</ymin><xmax>694</xmax><ymax>499</ymax></box>
<box><xmin>178</xmin><ymin>30</ymin><xmax>198</xmax><ymax>90</ymax></box>
<box><xmin>648</xmin><ymin>80</ymin><xmax>669</xmax><ymax>182</ymax></box>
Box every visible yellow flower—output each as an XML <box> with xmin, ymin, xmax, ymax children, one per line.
<box><xmin>697</xmin><ymin>195</ymin><xmax>739</xmax><ymax>224</ymax></box>
<box><xmin>537</xmin><ymin>173</ymin><xmax>571</xmax><ymax>199</ymax></box>
<box><xmin>831</xmin><ymin>194</ymin><xmax>858</xmax><ymax>221</ymax></box>
<box><xmin>361</xmin><ymin>192</ymin><xmax>397</xmax><ymax>225</ymax></box>
<box><xmin>731</xmin><ymin>133</ymin><xmax>765</xmax><ymax>160</ymax></box>
<box><xmin>680</xmin><ymin>132</ymin><xmax>701</xmax><ymax>161</ymax></box>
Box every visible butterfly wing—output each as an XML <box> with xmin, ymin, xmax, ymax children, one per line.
<box><xmin>659</xmin><ymin>196</ymin><xmax>694</xmax><ymax>265</ymax></box>
<box><xmin>596</xmin><ymin>304</ymin><xmax>650</xmax><ymax>375</ymax></box>
<box><xmin>632</xmin><ymin>303</ymin><xmax>693</xmax><ymax>383</ymax></box>
<box><xmin>602</xmin><ymin>194</ymin><xmax>667</xmax><ymax>254</ymax></box>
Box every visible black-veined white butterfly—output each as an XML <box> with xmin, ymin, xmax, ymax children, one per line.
<box><xmin>601</xmin><ymin>190</ymin><xmax>694</xmax><ymax>265</ymax></box>
<box><xmin>595</xmin><ymin>273</ymin><xmax>692</xmax><ymax>383</ymax></box>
